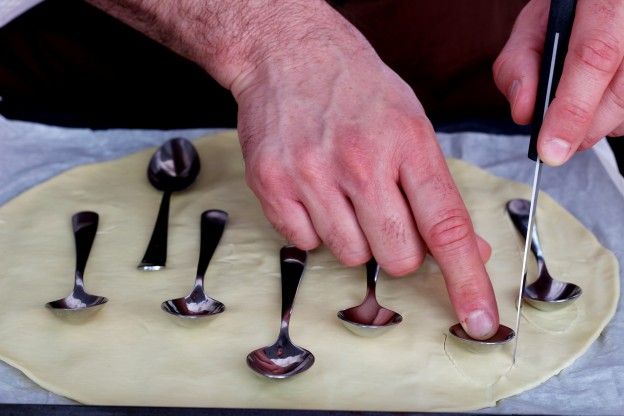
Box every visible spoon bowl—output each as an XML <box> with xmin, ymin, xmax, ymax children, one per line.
<box><xmin>524</xmin><ymin>280</ymin><xmax>582</xmax><ymax>311</ymax></box>
<box><xmin>47</xmin><ymin>293</ymin><xmax>108</xmax><ymax>311</ymax></box>
<box><xmin>147</xmin><ymin>138</ymin><xmax>201</xmax><ymax>192</ymax></box>
<box><xmin>448</xmin><ymin>323</ymin><xmax>515</xmax><ymax>353</ymax></box>
<box><xmin>337</xmin><ymin>259</ymin><xmax>403</xmax><ymax>337</ymax></box>
<box><xmin>161</xmin><ymin>289</ymin><xmax>225</xmax><ymax>319</ymax></box>
<box><xmin>507</xmin><ymin>199</ymin><xmax>583</xmax><ymax>310</ymax></box>
<box><xmin>46</xmin><ymin>293</ymin><xmax>108</xmax><ymax>321</ymax></box>
<box><xmin>139</xmin><ymin>138</ymin><xmax>201</xmax><ymax>270</ymax></box>
<box><xmin>338</xmin><ymin>305</ymin><xmax>403</xmax><ymax>337</ymax></box>
<box><xmin>247</xmin><ymin>342</ymin><xmax>315</xmax><ymax>379</ymax></box>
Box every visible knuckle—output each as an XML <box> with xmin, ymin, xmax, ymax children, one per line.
<box><xmin>395</xmin><ymin>117</ymin><xmax>434</xmax><ymax>164</ymax></box>
<box><xmin>272</xmin><ymin>220</ymin><xmax>320</xmax><ymax>250</ymax></box>
<box><xmin>295</xmin><ymin>238</ymin><xmax>321</xmax><ymax>251</ymax></box>
<box><xmin>381</xmin><ymin>215</ymin><xmax>407</xmax><ymax>246</ymax></box>
<box><xmin>492</xmin><ymin>50</ymin><xmax>514</xmax><ymax>81</ymax></box>
<box><xmin>381</xmin><ymin>253</ymin><xmax>425</xmax><ymax>277</ymax></box>
<box><xmin>336</xmin><ymin>251</ymin><xmax>369</xmax><ymax>267</ymax></box>
<box><xmin>272</xmin><ymin>220</ymin><xmax>300</xmax><ymax>245</ymax></box>
<box><xmin>401</xmin><ymin>115</ymin><xmax>434</xmax><ymax>141</ymax></box>
<box><xmin>426</xmin><ymin>209</ymin><xmax>473</xmax><ymax>252</ymax></box>
<box><xmin>413</xmin><ymin>172</ymin><xmax>457</xmax><ymax>202</ymax></box>
<box><xmin>606</xmin><ymin>69</ymin><xmax>624</xmax><ymax>110</ymax></box>
<box><xmin>334</xmin><ymin>134</ymin><xmax>376</xmax><ymax>192</ymax></box>
<box><xmin>292</xmin><ymin>234</ymin><xmax>321</xmax><ymax>251</ymax></box>
<box><xmin>338</xmin><ymin>255</ymin><xmax>367</xmax><ymax>267</ymax></box>
<box><xmin>264</xmin><ymin>201</ymin><xmax>321</xmax><ymax>251</ymax></box>
<box><xmin>492</xmin><ymin>52</ymin><xmax>506</xmax><ymax>78</ymax></box>
<box><xmin>555</xmin><ymin>97</ymin><xmax>593</xmax><ymax>126</ymax></box>
<box><xmin>449</xmin><ymin>277</ymin><xmax>482</xmax><ymax>304</ymax></box>
<box><xmin>574</xmin><ymin>31</ymin><xmax>621</xmax><ymax>73</ymax></box>
<box><xmin>294</xmin><ymin>151</ymin><xmax>325</xmax><ymax>184</ymax></box>
<box><xmin>492</xmin><ymin>33</ymin><xmax>543</xmax><ymax>84</ymax></box>
<box><xmin>325</xmin><ymin>231</ymin><xmax>369</xmax><ymax>266</ymax></box>
<box><xmin>247</xmin><ymin>162</ymin><xmax>285</xmax><ymax>194</ymax></box>
<box><xmin>342</xmin><ymin>160</ymin><xmax>373</xmax><ymax>192</ymax></box>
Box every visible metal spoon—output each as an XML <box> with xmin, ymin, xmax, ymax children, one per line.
<box><xmin>46</xmin><ymin>211</ymin><xmax>108</xmax><ymax>313</ymax></box>
<box><xmin>507</xmin><ymin>199</ymin><xmax>582</xmax><ymax>311</ymax></box>
<box><xmin>246</xmin><ymin>246</ymin><xmax>314</xmax><ymax>379</ymax></box>
<box><xmin>161</xmin><ymin>210</ymin><xmax>227</xmax><ymax>318</ymax></box>
<box><xmin>337</xmin><ymin>258</ymin><xmax>403</xmax><ymax>337</ymax></box>
<box><xmin>138</xmin><ymin>137</ymin><xmax>201</xmax><ymax>270</ymax></box>
<box><xmin>448</xmin><ymin>323</ymin><xmax>515</xmax><ymax>353</ymax></box>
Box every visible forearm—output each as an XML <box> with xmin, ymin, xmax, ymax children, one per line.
<box><xmin>86</xmin><ymin>0</ymin><xmax>368</xmax><ymax>95</ymax></box>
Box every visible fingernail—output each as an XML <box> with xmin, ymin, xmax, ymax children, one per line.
<box><xmin>508</xmin><ymin>80</ymin><xmax>520</xmax><ymax>107</ymax></box>
<box><xmin>543</xmin><ymin>138</ymin><xmax>571</xmax><ymax>166</ymax></box>
<box><xmin>463</xmin><ymin>309</ymin><xmax>495</xmax><ymax>340</ymax></box>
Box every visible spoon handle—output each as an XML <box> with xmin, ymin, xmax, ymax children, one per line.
<box><xmin>72</xmin><ymin>211</ymin><xmax>99</xmax><ymax>282</ymax></box>
<box><xmin>280</xmin><ymin>246</ymin><xmax>307</xmax><ymax>325</ymax></box>
<box><xmin>196</xmin><ymin>210</ymin><xmax>229</xmax><ymax>280</ymax></box>
<box><xmin>366</xmin><ymin>258</ymin><xmax>380</xmax><ymax>293</ymax></box>
<box><xmin>138</xmin><ymin>191</ymin><xmax>171</xmax><ymax>270</ymax></box>
<box><xmin>506</xmin><ymin>199</ymin><xmax>546</xmax><ymax>263</ymax></box>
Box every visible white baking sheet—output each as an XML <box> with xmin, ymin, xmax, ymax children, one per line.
<box><xmin>0</xmin><ymin>115</ymin><xmax>622</xmax><ymax>414</ymax></box>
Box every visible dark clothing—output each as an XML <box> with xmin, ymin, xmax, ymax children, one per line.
<box><xmin>0</xmin><ymin>0</ymin><xmax>528</xmax><ymax>129</ymax></box>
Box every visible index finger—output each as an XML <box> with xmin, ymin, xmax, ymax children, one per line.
<box><xmin>399</xmin><ymin>120</ymin><xmax>499</xmax><ymax>340</ymax></box>
<box><xmin>538</xmin><ymin>0</ymin><xmax>624</xmax><ymax>166</ymax></box>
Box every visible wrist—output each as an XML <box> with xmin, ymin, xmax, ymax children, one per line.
<box><xmin>87</xmin><ymin>0</ymin><xmax>374</xmax><ymax>96</ymax></box>
<box><xmin>223</xmin><ymin>1</ymin><xmax>375</xmax><ymax>99</ymax></box>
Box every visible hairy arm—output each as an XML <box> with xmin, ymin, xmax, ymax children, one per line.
<box><xmin>86</xmin><ymin>0</ymin><xmax>367</xmax><ymax>95</ymax></box>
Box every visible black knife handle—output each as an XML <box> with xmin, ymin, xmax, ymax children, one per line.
<box><xmin>528</xmin><ymin>0</ymin><xmax>577</xmax><ymax>161</ymax></box>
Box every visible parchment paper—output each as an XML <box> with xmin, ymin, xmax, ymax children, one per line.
<box><xmin>0</xmin><ymin>115</ymin><xmax>622</xmax><ymax>414</ymax></box>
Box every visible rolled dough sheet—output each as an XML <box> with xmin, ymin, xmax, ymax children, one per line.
<box><xmin>0</xmin><ymin>131</ymin><xmax>618</xmax><ymax>411</ymax></box>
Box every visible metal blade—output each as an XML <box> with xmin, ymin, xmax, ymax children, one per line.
<box><xmin>512</xmin><ymin>0</ymin><xmax>576</xmax><ymax>364</ymax></box>
<box><xmin>512</xmin><ymin>159</ymin><xmax>542</xmax><ymax>364</ymax></box>
<box><xmin>513</xmin><ymin>22</ymin><xmax>562</xmax><ymax>367</ymax></box>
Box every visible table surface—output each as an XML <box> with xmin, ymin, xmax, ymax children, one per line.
<box><xmin>0</xmin><ymin>116</ymin><xmax>622</xmax><ymax>415</ymax></box>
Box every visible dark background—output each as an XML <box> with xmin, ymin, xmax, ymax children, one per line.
<box><xmin>0</xmin><ymin>0</ymin><xmax>525</xmax><ymax>129</ymax></box>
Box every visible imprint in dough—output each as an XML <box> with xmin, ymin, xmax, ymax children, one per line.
<box><xmin>521</xmin><ymin>301</ymin><xmax>581</xmax><ymax>333</ymax></box>
<box><xmin>443</xmin><ymin>334</ymin><xmax>513</xmax><ymax>390</ymax></box>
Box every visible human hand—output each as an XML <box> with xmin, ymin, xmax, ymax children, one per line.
<box><xmin>88</xmin><ymin>0</ymin><xmax>499</xmax><ymax>339</ymax></box>
<box><xmin>494</xmin><ymin>0</ymin><xmax>624</xmax><ymax>165</ymax></box>
<box><xmin>231</xmin><ymin>2</ymin><xmax>498</xmax><ymax>339</ymax></box>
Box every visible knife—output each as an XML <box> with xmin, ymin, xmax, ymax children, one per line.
<box><xmin>512</xmin><ymin>0</ymin><xmax>577</xmax><ymax>365</ymax></box>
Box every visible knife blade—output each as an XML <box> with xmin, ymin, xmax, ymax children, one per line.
<box><xmin>512</xmin><ymin>0</ymin><xmax>577</xmax><ymax>365</ymax></box>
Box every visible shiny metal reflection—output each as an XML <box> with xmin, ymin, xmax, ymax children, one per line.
<box><xmin>138</xmin><ymin>137</ymin><xmax>201</xmax><ymax>270</ymax></box>
<box><xmin>246</xmin><ymin>246</ymin><xmax>314</xmax><ymax>379</ymax></box>
<box><xmin>161</xmin><ymin>210</ymin><xmax>228</xmax><ymax>319</ymax></box>
<box><xmin>507</xmin><ymin>199</ymin><xmax>582</xmax><ymax>311</ymax></box>
<box><xmin>448</xmin><ymin>323</ymin><xmax>515</xmax><ymax>353</ymax></box>
<box><xmin>337</xmin><ymin>258</ymin><xmax>403</xmax><ymax>337</ymax></box>
<box><xmin>46</xmin><ymin>211</ymin><xmax>108</xmax><ymax>314</ymax></box>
